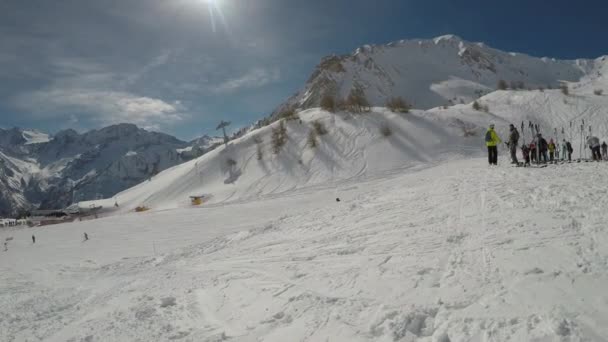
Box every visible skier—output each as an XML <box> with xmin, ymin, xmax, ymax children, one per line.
<box><xmin>3</xmin><ymin>241</ymin><xmax>7</xmax><ymax>252</ymax></box>
<box><xmin>84</xmin><ymin>232</ymin><xmax>89</xmax><ymax>242</ymax></box>
<box><xmin>529</xmin><ymin>142</ymin><xmax>537</xmax><ymax>163</ymax></box>
<box><xmin>548</xmin><ymin>139</ymin><xmax>556</xmax><ymax>162</ymax></box>
<box><xmin>602</xmin><ymin>141</ymin><xmax>608</xmax><ymax>160</ymax></box>
<box><xmin>507</xmin><ymin>124</ymin><xmax>520</xmax><ymax>164</ymax></box>
<box><xmin>485</xmin><ymin>124</ymin><xmax>502</xmax><ymax>166</ymax></box>
<box><xmin>536</xmin><ymin>134</ymin><xmax>549</xmax><ymax>164</ymax></box>
<box><xmin>566</xmin><ymin>140</ymin><xmax>573</xmax><ymax>162</ymax></box>
<box><xmin>32</xmin><ymin>235</ymin><xmax>35</xmax><ymax>244</ymax></box>
<box><xmin>587</xmin><ymin>136</ymin><xmax>601</xmax><ymax>161</ymax></box>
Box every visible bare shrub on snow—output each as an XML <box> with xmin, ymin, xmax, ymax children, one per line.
<box><xmin>271</xmin><ymin>121</ymin><xmax>288</xmax><ymax>154</ymax></box>
<box><xmin>346</xmin><ymin>88</ymin><xmax>371</xmax><ymax>113</ymax></box>
<box><xmin>320</xmin><ymin>94</ymin><xmax>337</xmax><ymax>112</ymax></box>
<box><xmin>307</xmin><ymin>129</ymin><xmax>317</xmax><ymax>148</ymax></box>
<box><xmin>386</xmin><ymin>97</ymin><xmax>411</xmax><ymax>113</ymax></box>
<box><xmin>380</xmin><ymin>124</ymin><xmax>393</xmax><ymax>137</ymax></box>
<box><xmin>279</xmin><ymin>107</ymin><xmax>299</xmax><ymax>121</ymax></box>
<box><xmin>254</xmin><ymin>136</ymin><xmax>263</xmax><ymax>160</ymax></box>
<box><xmin>312</xmin><ymin>120</ymin><xmax>328</xmax><ymax>136</ymax></box>
<box><xmin>497</xmin><ymin>79</ymin><xmax>508</xmax><ymax>90</ymax></box>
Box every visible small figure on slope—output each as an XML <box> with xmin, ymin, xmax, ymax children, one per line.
<box><xmin>32</xmin><ymin>235</ymin><xmax>35</xmax><ymax>244</ymax></box>
<box><xmin>84</xmin><ymin>232</ymin><xmax>89</xmax><ymax>242</ymax></box>
<box><xmin>602</xmin><ymin>141</ymin><xmax>608</xmax><ymax>161</ymax></box>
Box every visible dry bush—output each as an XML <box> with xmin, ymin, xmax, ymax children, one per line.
<box><xmin>346</xmin><ymin>88</ymin><xmax>371</xmax><ymax>113</ymax></box>
<box><xmin>312</xmin><ymin>120</ymin><xmax>328</xmax><ymax>136</ymax></box>
<box><xmin>594</xmin><ymin>89</ymin><xmax>604</xmax><ymax>96</ymax></box>
<box><xmin>472</xmin><ymin>101</ymin><xmax>481</xmax><ymax>111</ymax></box>
<box><xmin>380</xmin><ymin>124</ymin><xmax>392</xmax><ymax>137</ymax></box>
<box><xmin>271</xmin><ymin>121</ymin><xmax>288</xmax><ymax>154</ymax></box>
<box><xmin>226</xmin><ymin>158</ymin><xmax>237</xmax><ymax>167</ymax></box>
<box><xmin>320</xmin><ymin>94</ymin><xmax>336</xmax><ymax>112</ymax></box>
<box><xmin>254</xmin><ymin>136</ymin><xmax>263</xmax><ymax>160</ymax></box>
<box><xmin>307</xmin><ymin>129</ymin><xmax>317</xmax><ymax>148</ymax></box>
<box><xmin>279</xmin><ymin>107</ymin><xmax>299</xmax><ymax>121</ymax></box>
<box><xmin>497</xmin><ymin>79</ymin><xmax>508</xmax><ymax>90</ymax></box>
<box><xmin>336</xmin><ymin>97</ymin><xmax>348</xmax><ymax>111</ymax></box>
<box><xmin>386</xmin><ymin>96</ymin><xmax>411</xmax><ymax>113</ymax></box>
<box><xmin>560</xmin><ymin>84</ymin><xmax>569</xmax><ymax>95</ymax></box>
<box><xmin>473</xmin><ymin>101</ymin><xmax>489</xmax><ymax>112</ymax></box>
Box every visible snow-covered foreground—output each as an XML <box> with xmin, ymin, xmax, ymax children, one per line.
<box><xmin>2</xmin><ymin>158</ymin><xmax>608</xmax><ymax>341</ymax></box>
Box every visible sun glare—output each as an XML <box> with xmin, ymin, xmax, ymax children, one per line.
<box><xmin>200</xmin><ymin>0</ymin><xmax>228</xmax><ymax>34</ymax></box>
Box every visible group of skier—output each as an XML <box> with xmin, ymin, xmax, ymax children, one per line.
<box><xmin>3</xmin><ymin>233</ymin><xmax>89</xmax><ymax>252</ymax></box>
<box><xmin>485</xmin><ymin>124</ymin><xmax>608</xmax><ymax>166</ymax></box>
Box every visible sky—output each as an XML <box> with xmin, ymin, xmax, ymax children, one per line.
<box><xmin>0</xmin><ymin>0</ymin><xmax>606</xmax><ymax>140</ymax></box>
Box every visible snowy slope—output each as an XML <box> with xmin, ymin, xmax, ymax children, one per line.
<box><xmin>274</xmin><ymin>35</ymin><xmax>601</xmax><ymax>115</ymax></box>
<box><xmin>21</xmin><ymin>129</ymin><xmax>50</xmax><ymax>145</ymax></box>
<box><xmin>81</xmin><ymin>107</ymin><xmax>501</xmax><ymax>213</ymax></box>
<box><xmin>2</xmin><ymin>159</ymin><xmax>608</xmax><ymax>341</ymax></box>
<box><xmin>431</xmin><ymin>66</ymin><xmax>608</xmax><ymax>154</ymax></box>
<box><xmin>82</xmin><ymin>65</ymin><xmax>608</xmax><ymax>215</ymax></box>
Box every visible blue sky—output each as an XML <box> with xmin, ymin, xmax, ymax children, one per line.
<box><xmin>0</xmin><ymin>0</ymin><xmax>606</xmax><ymax>140</ymax></box>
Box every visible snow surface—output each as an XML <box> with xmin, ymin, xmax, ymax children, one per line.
<box><xmin>2</xmin><ymin>158</ymin><xmax>608</xmax><ymax>341</ymax></box>
<box><xmin>21</xmin><ymin>130</ymin><xmax>50</xmax><ymax>145</ymax></box>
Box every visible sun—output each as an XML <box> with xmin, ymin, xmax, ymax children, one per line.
<box><xmin>199</xmin><ymin>0</ymin><xmax>228</xmax><ymax>34</ymax></box>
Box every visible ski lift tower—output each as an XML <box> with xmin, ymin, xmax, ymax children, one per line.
<box><xmin>216</xmin><ymin>120</ymin><xmax>231</xmax><ymax>146</ymax></box>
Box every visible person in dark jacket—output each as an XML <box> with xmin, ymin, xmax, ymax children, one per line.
<box><xmin>536</xmin><ymin>134</ymin><xmax>548</xmax><ymax>163</ymax></box>
<box><xmin>32</xmin><ymin>235</ymin><xmax>35</xmax><ymax>244</ymax></box>
<box><xmin>507</xmin><ymin>124</ymin><xmax>520</xmax><ymax>164</ymax></box>
<box><xmin>566</xmin><ymin>140</ymin><xmax>573</xmax><ymax>162</ymax></box>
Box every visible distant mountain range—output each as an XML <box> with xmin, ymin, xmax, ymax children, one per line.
<box><xmin>0</xmin><ymin>124</ymin><xmax>223</xmax><ymax>216</ymax></box>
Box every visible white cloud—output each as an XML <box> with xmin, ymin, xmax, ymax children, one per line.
<box><xmin>14</xmin><ymin>88</ymin><xmax>185</xmax><ymax>128</ymax></box>
<box><xmin>214</xmin><ymin>67</ymin><xmax>280</xmax><ymax>93</ymax></box>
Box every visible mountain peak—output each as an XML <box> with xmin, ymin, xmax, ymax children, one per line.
<box><xmin>433</xmin><ymin>34</ymin><xmax>463</xmax><ymax>44</ymax></box>
<box><xmin>273</xmin><ymin>35</ymin><xmax>598</xmax><ymax>114</ymax></box>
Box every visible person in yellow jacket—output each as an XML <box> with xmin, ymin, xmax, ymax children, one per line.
<box><xmin>485</xmin><ymin>124</ymin><xmax>502</xmax><ymax>165</ymax></box>
<box><xmin>548</xmin><ymin>139</ymin><xmax>556</xmax><ymax>162</ymax></box>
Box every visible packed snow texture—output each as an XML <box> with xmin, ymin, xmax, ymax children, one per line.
<box><xmin>2</xmin><ymin>159</ymin><xmax>608</xmax><ymax>341</ymax></box>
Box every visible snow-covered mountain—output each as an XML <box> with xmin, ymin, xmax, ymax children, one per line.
<box><xmin>0</xmin><ymin>125</ymin><xmax>225</xmax><ymax>216</ymax></box>
<box><xmin>82</xmin><ymin>53</ymin><xmax>608</xmax><ymax>214</ymax></box>
<box><xmin>274</xmin><ymin>35</ymin><xmax>602</xmax><ymax>116</ymax></box>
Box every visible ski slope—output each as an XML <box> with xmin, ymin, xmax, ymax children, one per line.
<box><xmin>79</xmin><ymin>80</ymin><xmax>608</xmax><ymax>216</ymax></box>
<box><xmin>2</xmin><ymin>158</ymin><xmax>608</xmax><ymax>341</ymax></box>
<box><xmin>3</xmin><ymin>81</ymin><xmax>608</xmax><ymax>340</ymax></box>
<box><xmin>81</xmin><ymin>108</ymin><xmax>496</xmax><ymax>214</ymax></box>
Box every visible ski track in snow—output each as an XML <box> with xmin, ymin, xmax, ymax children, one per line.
<box><xmin>2</xmin><ymin>158</ymin><xmax>608</xmax><ymax>341</ymax></box>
